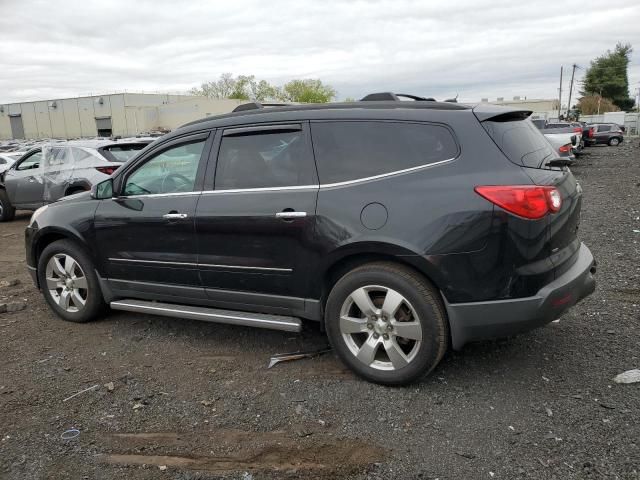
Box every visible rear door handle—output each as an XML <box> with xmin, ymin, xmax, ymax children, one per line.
<box><xmin>163</xmin><ymin>213</ymin><xmax>188</xmax><ymax>219</ymax></box>
<box><xmin>275</xmin><ymin>211</ymin><xmax>307</xmax><ymax>219</ymax></box>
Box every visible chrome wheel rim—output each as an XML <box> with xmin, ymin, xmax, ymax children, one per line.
<box><xmin>611</xmin><ymin>138</ymin><xmax>619</xmax><ymax>146</ymax></box>
<box><xmin>0</xmin><ymin>201</ymin><xmax>3</xmax><ymax>217</ymax></box>
<box><xmin>45</xmin><ymin>254</ymin><xmax>88</xmax><ymax>313</ymax></box>
<box><xmin>340</xmin><ymin>285</ymin><xmax>422</xmax><ymax>371</ymax></box>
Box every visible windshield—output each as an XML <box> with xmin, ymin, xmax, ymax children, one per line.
<box><xmin>482</xmin><ymin>117</ymin><xmax>555</xmax><ymax>168</ymax></box>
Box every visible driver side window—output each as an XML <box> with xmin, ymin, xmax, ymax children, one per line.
<box><xmin>17</xmin><ymin>151</ymin><xmax>43</xmax><ymax>171</ymax></box>
<box><xmin>123</xmin><ymin>140</ymin><xmax>206</xmax><ymax>196</ymax></box>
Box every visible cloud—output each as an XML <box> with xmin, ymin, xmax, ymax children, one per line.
<box><xmin>0</xmin><ymin>0</ymin><xmax>639</xmax><ymax>104</ymax></box>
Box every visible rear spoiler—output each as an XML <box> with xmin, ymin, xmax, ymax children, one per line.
<box><xmin>472</xmin><ymin>104</ymin><xmax>533</xmax><ymax>122</ymax></box>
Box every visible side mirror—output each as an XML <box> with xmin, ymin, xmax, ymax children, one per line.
<box><xmin>91</xmin><ymin>178</ymin><xmax>114</xmax><ymax>199</ymax></box>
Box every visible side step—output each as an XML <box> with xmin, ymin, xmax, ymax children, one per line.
<box><xmin>110</xmin><ymin>299</ymin><xmax>302</xmax><ymax>332</ymax></box>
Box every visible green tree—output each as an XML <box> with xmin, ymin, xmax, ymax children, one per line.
<box><xmin>191</xmin><ymin>74</ymin><xmax>336</xmax><ymax>103</ymax></box>
<box><xmin>581</xmin><ymin>43</ymin><xmax>634</xmax><ymax>111</ymax></box>
<box><xmin>189</xmin><ymin>72</ymin><xmax>237</xmax><ymax>99</ymax></box>
<box><xmin>279</xmin><ymin>79</ymin><xmax>336</xmax><ymax>103</ymax></box>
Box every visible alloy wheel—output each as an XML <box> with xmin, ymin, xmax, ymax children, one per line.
<box><xmin>45</xmin><ymin>254</ymin><xmax>88</xmax><ymax>313</ymax></box>
<box><xmin>339</xmin><ymin>285</ymin><xmax>422</xmax><ymax>371</ymax></box>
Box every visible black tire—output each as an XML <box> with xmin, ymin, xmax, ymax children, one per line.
<box><xmin>608</xmin><ymin>137</ymin><xmax>621</xmax><ymax>146</ymax></box>
<box><xmin>37</xmin><ymin>239</ymin><xmax>105</xmax><ymax>323</ymax></box>
<box><xmin>0</xmin><ymin>189</ymin><xmax>16</xmax><ymax>222</ymax></box>
<box><xmin>325</xmin><ymin>262</ymin><xmax>448</xmax><ymax>385</ymax></box>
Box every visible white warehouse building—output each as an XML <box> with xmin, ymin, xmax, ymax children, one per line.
<box><xmin>0</xmin><ymin>93</ymin><xmax>244</xmax><ymax>140</ymax></box>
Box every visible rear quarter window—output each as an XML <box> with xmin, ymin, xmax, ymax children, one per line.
<box><xmin>482</xmin><ymin>117</ymin><xmax>555</xmax><ymax>168</ymax></box>
<box><xmin>310</xmin><ymin>121</ymin><xmax>458</xmax><ymax>184</ymax></box>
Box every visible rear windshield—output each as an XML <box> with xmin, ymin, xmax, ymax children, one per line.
<box><xmin>482</xmin><ymin>117</ymin><xmax>555</xmax><ymax>168</ymax></box>
<box><xmin>102</xmin><ymin>144</ymin><xmax>147</xmax><ymax>162</ymax></box>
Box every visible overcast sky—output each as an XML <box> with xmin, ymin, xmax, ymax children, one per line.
<box><xmin>1</xmin><ymin>0</ymin><xmax>639</xmax><ymax>105</ymax></box>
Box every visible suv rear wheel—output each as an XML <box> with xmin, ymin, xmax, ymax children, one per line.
<box><xmin>0</xmin><ymin>189</ymin><xmax>16</xmax><ymax>222</ymax></box>
<box><xmin>325</xmin><ymin>262</ymin><xmax>448</xmax><ymax>385</ymax></box>
<box><xmin>37</xmin><ymin>240</ymin><xmax>105</xmax><ymax>323</ymax></box>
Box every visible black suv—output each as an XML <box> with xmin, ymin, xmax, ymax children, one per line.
<box><xmin>25</xmin><ymin>93</ymin><xmax>596</xmax><ymax>385</ymax></box>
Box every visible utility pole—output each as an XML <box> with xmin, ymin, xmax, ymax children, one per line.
<box><xmin>597</xmin><ymin>86</ymin><xmax>603</xmax><ymax>115</ymax></box>
<box><xmin>558</xmin><ymin>66</ymin><xmax>563</xmax><ymax>120</ymax></box>
<box><xmin>566</xmin><ymin>63</ymin><xmax>577</xmax><ymax>119</ymax></box>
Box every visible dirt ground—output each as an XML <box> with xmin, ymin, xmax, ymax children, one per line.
<box><xmin>1</xmin><ymin>141</ymin><xmax>639</xmax><ymax>480</ymax></box>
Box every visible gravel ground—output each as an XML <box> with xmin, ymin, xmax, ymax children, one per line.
<box><xmin>1</xmin><ymin>141</ymin><xmax>639</xmax><ymax>480</ymax></box>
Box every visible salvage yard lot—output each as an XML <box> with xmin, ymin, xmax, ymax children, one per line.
<box><xmin>1</xmin><ymin>143</ymin><xmax>639</xmax><ymax>479</ymax></box>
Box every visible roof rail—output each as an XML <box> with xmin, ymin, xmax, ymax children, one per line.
<box><xmin>360</xmin><ymin>92</ymin><xmax>436</xmax><ymax>102</ymax></box>
<box><xmin>232</xmin><ymin>101</ymin><xmax>291</xmax><ymax>113</ymax></box>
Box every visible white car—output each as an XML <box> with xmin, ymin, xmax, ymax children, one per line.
<box><xmin>0</xmin><ymin>153</ymin><xmax>18</xmax><ymax>174</ymax></box>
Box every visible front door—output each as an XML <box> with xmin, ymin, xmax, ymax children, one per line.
<box><xmin>94</xmin><ymin>132</ymin><xmax>212</xmax><ymax>297</ymax></box>
<box><xmin>4</xmin><ymin>149</ymin><xmax>45</xmax><ymax>208</ymax></box>
<box><xmin>196</xmin><ymin>123</ymin><xmax>319</xmax><ymax>312</ymax></box>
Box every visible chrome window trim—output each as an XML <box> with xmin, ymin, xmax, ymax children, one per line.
<box><xmin>203</xmin><ymin>185</ymin><xmax>319</xmax><ymax>195</ymax></box>
<box><xmin>115</xmin><ymin>191</ymin><xmax>202</xmax><ymax>200</ymax></box>
<box><xmin>111</xmin><ymin>158</ymin><xmax>453</xmax><ymax>197</ymax></box>
<box><xmin>108</xmin><ymin>257</ymin><xmax>292</xmax><ymax>272</ymax></box>
<box><xmin>318</xmin><ymin>157</ymin><xmax>456</xmax><ymax>189</ymax></box>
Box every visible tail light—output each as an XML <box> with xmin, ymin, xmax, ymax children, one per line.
<box><xmin>95</xmin><ymin>166</ymin><xmax>119</xmax><ymax>175</ymax></box>
<box><xmin>573</xmin><ymin>127</ymin><xmax>582</xmax><ymax>133</ymax></box>
<box><xmin>559</xmin><ymin>144</ymin><xmax>572</xmax><ymax>153</ymax></box>
<box><xmin>588</xmin><ymin>127</ymin><xmax>595</xmax><ymax>138</ymax></box>
<box><xmin>475</xmin><ymin>185</ymin><xmax>562</xmax><ymax>219</ymax></box>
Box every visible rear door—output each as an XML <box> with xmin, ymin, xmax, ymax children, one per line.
<box><xmin>195</xmin><ymin>123</ymin><xmax>319</xmax><ymax>313</ymax></box>
<box><xmin>595</xmin><ymin>124</ymin><xmax>611</xmax><ymax>143</ymax></box>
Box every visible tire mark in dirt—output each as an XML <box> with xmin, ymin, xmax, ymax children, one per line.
<box><xmin>100</xmin><ymin>430</ymin><xmax>384</xmax><ymax>474</ymax></box>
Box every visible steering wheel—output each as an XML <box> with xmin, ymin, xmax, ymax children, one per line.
<box><xmin>160</xmin><ymin>173</ymin><xmax>192</xmax><ymax>193</ymax></box>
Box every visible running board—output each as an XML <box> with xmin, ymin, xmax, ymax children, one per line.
<box><xmin>110</xmin><ymin>299</ymin><xmax>302</xmax><ymax>332</ymax></box>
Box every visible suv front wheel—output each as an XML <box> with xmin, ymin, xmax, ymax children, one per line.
<box><xmin>0</xmin><ymin>189</ymin><xmax>16</xmax><ymax>222</ymax></box>
<box><xmin>37</xmin><ymin>240</ymin><xmax>105</xmax><ymax>323</ymax></box>
<box><xmin>325</xmin><ymin>262</ymin><xmax>448</xmax><ymax>385</ymax></box>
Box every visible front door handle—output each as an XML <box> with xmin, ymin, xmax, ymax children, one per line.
<box><xmin>163</xmin><ymin>212</ymin><xmax>188</xmax><ymax>219</ymax></box>
<box><xmin>275</xmin><ymin>211</ymin><xmax>307</xmax><ymax>219</ymax></box>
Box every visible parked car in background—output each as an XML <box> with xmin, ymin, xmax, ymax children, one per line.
<box><xmin>0</xmin><ymin>154</ymin><xmax>17</xmax><ymax>174</ymax></box>
<box><xmin>0</xmin><ymin>138</ymin><xmax>152</xmax><ymax>221</ymax></box>
<box><xmin>544</xmin><ymin>135</ymin><xmax>575</xmax><ymax>162</ymax></box>
<box><xmin>588</xmin><ymin>123</ymin><xmax>624</xmax><ymax>146</ymax></box>
<box><xmin>25</xmin><ymin>93</ymin><xmax>596</xmax><ymax>385</ymax></box>
<box><xmin>532</xmin><ymin>120</ymin><xmax>583</xmax><ymax>156</ymax></box>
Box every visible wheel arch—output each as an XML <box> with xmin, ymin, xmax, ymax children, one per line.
<box><xmin>32</xmin><ymin>227</ymin><xmax>95</xmax><ymax>284</ymax></box>
<box><xmin>64</xmin><ymin>181</ymin><xmax>92</xmax><ymax>196</ymax></box>
<box><xmin>318</xmin><ymin>241</ymin><xmax>447</xmax><ymax>321</ymax></box>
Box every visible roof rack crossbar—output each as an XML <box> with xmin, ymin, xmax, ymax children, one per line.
<box><xmin>360</xmin><ymin>92</ymin><xmax>436</xmax><ymax>102</ymax></box>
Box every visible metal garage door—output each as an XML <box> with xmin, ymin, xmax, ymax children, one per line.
<box><xmin>9</xmin><ymin>115</ymin><xmax>24</xmax><ymax>139</ymax></box>
<box><xmin>95</xmin><ymin>117</ymin><xmax>112</xmax><ymax>137</ymax></box>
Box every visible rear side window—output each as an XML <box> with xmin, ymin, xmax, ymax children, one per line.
<box><xmin>597</xmin><ymin>125</ymin><xmax>611</xmax><ymax>132</ymax></box>
<box><xmin>215</xmin><ymin>128</ymin><xmax>316</xmax><ymax>190</ymax></box>
<box><xmin>310</xmin><ymin>121</ymin><xmax>458</xmax><ymax>184</ymax></box>
<box><xmin>482</xmin><ymin>117</ymin><xmax>555</xmax><ymax>168</ymax></box>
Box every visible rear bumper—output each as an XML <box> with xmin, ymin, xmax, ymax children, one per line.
<box><xmin>445</xmin><ymin>242</ymin><xmax>596</xmax><ymax>350</ymax></box>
